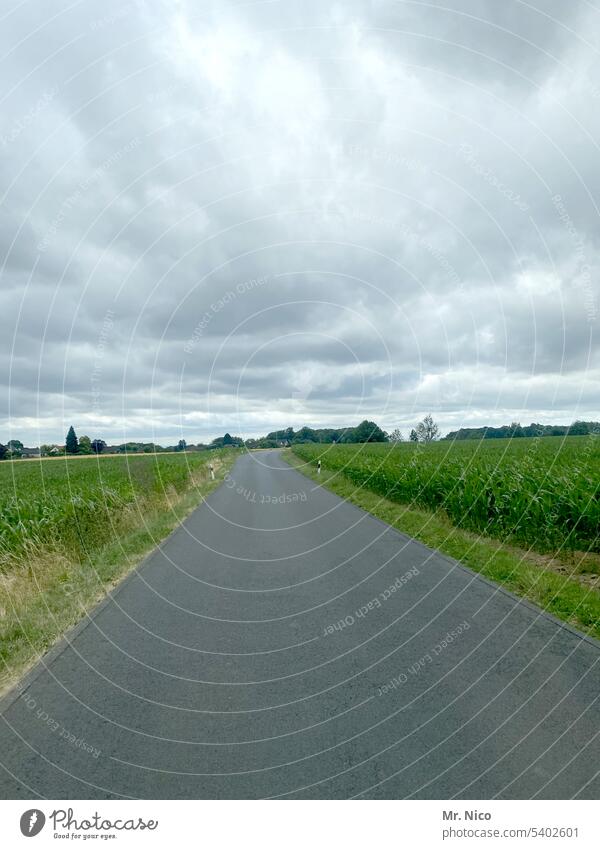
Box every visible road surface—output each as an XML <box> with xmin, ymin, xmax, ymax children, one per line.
<box><xmin>0</xmin><ymin>450</ymin><xmax>598</xmax><ymax>799</ymax></box>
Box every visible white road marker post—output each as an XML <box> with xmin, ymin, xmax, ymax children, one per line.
<box><xmin>209</xmin><ymin>463</ymin><xmax>215</xmax><ymax>480</ymax></box>
<box><xmin>317</xmin><ymin>459</ymin><xmax>321</xmax><ymax>475</ymax></box>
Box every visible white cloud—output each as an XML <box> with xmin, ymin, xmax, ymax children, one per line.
<box><xmin>1</xmin><ymin>0</ymin><xmax>599</xmax><ymax>444</ymax></box>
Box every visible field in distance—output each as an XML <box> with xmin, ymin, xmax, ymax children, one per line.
<box><xmin>291</xmin><ymin>436</ymin><xmax>600</xmax><ymax>638</ymax></box>
<box><xmin>0</xmin><ymin>450</ymin><xmax>235</xmax><ymax>693</ymax></box>
<box><xmin>292</xmin><ymin>436</ymin><xmax>599</xmax><ymax>553</ymax></box>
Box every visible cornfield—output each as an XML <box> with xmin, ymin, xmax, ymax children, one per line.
<box><xmin>0</xmin><ymin>451</ymin><xmax>227</xmax><ymax>570</ymax></box>
<box><xmin>292</xmin><ymin>436</ymin><xmax>600</xmax><ymax>553</ymax></box>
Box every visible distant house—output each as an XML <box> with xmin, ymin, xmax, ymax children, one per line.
<box><xmin>21</xmin><ymin>447</ymin><xmax>41</xmax><ymax>459</ymax></box>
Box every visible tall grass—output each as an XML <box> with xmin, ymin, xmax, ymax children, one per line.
<box><xmin>292</xmin><ymin>436</ymin><xmax>600</xmax><ymax>553</ymax></box>
<box><xmin>0</xmin><ymin>450</ymin><xmax>236</xmax><ymax>691</ymax></box>
<box><xmin>0</xmin><ymin>451</ymin><xmax>231</xmax><ymax>572</ymax></box>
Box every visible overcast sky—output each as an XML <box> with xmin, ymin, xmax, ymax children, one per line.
<box><xmin>1</xmin><ymin>0</ymin><xmax>599</xmax><ymax>445</ymax></box>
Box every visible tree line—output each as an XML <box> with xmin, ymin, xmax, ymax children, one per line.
<box><xmin>223</xmin><ymin>416</ymin><xmax>444</xmax><ymax>447</ymax></box>
<box><xmin>0</xmin><ymin>426</ymin><xmax>248</xmax><ymax>459</ymax></box>
<box><xmin>1</xmin><ymin>416</ymin><xmax>598</xmax><ymax>460</ymax></box>
<box><xmin>444</xmin><ymin>420</ymin><xmax>600</xmax><ymax>440</ymax></box>
<box><xmin>0</xmin><ymin>419</ymin><xmax>423</xmax><ymax>458</ymax></box>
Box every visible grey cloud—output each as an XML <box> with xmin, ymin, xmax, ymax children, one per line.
<box><xmin>1</xmin><ymin>0</ymin><xmax>599</xmax><ymax>443</ymax></box>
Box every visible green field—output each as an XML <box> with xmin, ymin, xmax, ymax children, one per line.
<box><xmin>288</xmin><ymin>437</ymin><xmax>600</xmax><ymax>638</ymax></box>
<box><xmin>292</xmin><ymin>436</ymin><xmax>600</xmax><ymax>553</ymax></box>
<box><xmin>0</xmin><ymin>450</ymin><xmax>235</xmax><ymax>691</ymax></box>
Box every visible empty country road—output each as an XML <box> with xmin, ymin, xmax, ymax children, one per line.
<box><xmin>0</xmin><ymin>450</ymin><xmax>598</xmax><ymax>799</ymax></box>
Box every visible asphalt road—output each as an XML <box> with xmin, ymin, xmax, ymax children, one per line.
<box><xmin>1</xmin><ymin>450</ymin><xmax>598</xmax><ymax>799</ymax></box>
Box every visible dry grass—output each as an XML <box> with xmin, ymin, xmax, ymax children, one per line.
<box><xmin>0</xmin><ymin>451</ymin><xmax>236</xmax><ymax>697</ymax></box>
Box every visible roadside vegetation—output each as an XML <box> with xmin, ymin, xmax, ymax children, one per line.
<box><xmin>288</xmin><ymin>436</ymin><xmax>600</xmax><ymax>639</ymax></box>
<box><xmin>0</xmin><ymin>449</ymin><xmax>236</xmax><ymax>694</ymax></box>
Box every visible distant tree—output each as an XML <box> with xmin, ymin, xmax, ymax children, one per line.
<box><xmin>66</xmin><ymin>426</ymin><xmax>79</xmax><ymax>454</ymax></box>
<box><xmin>292</xmin><ymin>426</ymin><xmax>318</xmax><ymax>443</ymax></box>
<box><xmin>246</xmin><ymin>437</ymin><xmax>278</xmax><ymax>448</ymax></box>
<box><xmin>268</xmin><ymin>427</ymin><xmax>295</xmax><ymax>442</ymax></box>
<box><xmin>117</xmin><ymin>442</ymin><xmax>145</xmax><ymax>454</ymax></box>
<box><xmin>0</xmin><ymin>443</ymin><xmax>7</xmax><ymax>460</ymax></box>
<box><xmin>176</xmin><ymin>439</ymin><xmax>187</xmax><ymax>452</ymax></box>
<box><xmin>91</xmin><ymin>439</ymin><xmax>107</xmax><ymax>454</ymax></box>
<box><xmin>415</xmin><ymin>415</ymin><xmax>440</xmax><ymax>443</ymax></box>
<box><xmin>211</xmin><ymin>433</ymin><xmax>244</xmax><ymax>448</ymax></box>
<box><xmin>389</xmin><ymin>428</ymin><xmax>403</xmax><ymax>443</ymax></box>
<box><xmin>507</xmin><ymin>421</ymin><xmax>524</xmax><ymax>438</ymax></box>
<box><xmin>353</xmin><ymin>420</ymin><xmax>388</xmax><ymax>443</ymax></box>
<box><xmin>409</xmin><ymin>428</ymin><xmax>419</xmax><ymax>443</ymax></box>
<box><xmin>78</xmin><ymin>435</ymin><xmax>92</xmax><ymax>454</ymax></box>
<box><xmin>523</xmin><ymin>422</ymin><xmax>545</xmax><ymax>437</ymax></box>
<box><xmin>568</xmin><ymin>421</ymin><xmax>589</xmax><ymax>436</ymax></box>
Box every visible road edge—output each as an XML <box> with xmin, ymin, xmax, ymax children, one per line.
<box><xmin>0</xmin><ymin>460</ymin><xmax>238</xmax><ymax>716</ymax></box>
<box><xmin>282</xmin><ymin>450</ymin><xmax>600</xmax><ymax>651</ymax></box>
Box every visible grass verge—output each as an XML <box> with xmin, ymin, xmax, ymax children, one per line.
<box><xmin>285</xmin><ymin>450</ymin><xmax>600</xmax><ymax>641</ymax></box>
<box><xmin>0</xmin><ymin>452</ymin><xmax>236</xmax><ymax>697</ymax></box>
